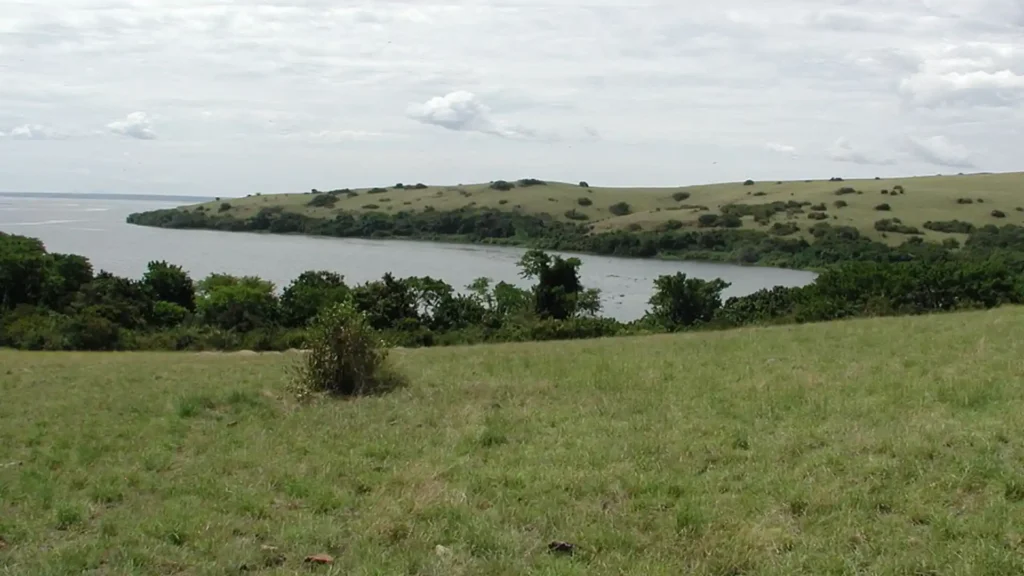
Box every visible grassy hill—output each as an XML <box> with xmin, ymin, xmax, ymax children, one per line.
<box><xmin>4</xmin><ymin>307</ymin><xmax>1024</xmax><ymax>574</ymax></box>
<box><xmin>200</xmin><ymin>172</ymin><xmax>1024</xmax><ymax>245</ymax></box>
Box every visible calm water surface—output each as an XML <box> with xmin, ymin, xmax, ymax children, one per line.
<box><xmin>0</xmin><ymin>194</ymin><xmax>817</xmax><ymax>321</ymax></box>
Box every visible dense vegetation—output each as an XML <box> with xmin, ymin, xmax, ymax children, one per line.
<box><xmin>3</xmin><ymin>230</ymin><xmax>1023</xmax><ymax>351</ymax></box>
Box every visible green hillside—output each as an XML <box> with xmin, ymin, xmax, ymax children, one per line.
<box><xmin>194</xmin><ymin>172</ymin><xmax>1024</xmax><ymax>245</ymax></box>
<box><xmin>3</xmin><ymin>307</ymin><xmax>1024</xmax><ymax>574</ymax></box>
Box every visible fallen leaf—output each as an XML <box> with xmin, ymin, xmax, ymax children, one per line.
<box><xmin>304</xmin><ymin>553</ymin><xmax>333</xmax><ymax>565</ymax></box>
<box><xmin>547</xmin><ymin>541</ymin><xmax>576</xmax><ymax>555</ymax></box>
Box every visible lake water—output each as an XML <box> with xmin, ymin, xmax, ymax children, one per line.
<box><xmin>0</xmin><ymin>194</ymin><xmax>817</xmax><ymax>321</ymax></box>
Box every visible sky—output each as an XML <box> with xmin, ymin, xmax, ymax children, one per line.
<box><xmin>1</xmin><ymin>0</ymin><xmax>1022</xmax><ymax>196</ymax></box>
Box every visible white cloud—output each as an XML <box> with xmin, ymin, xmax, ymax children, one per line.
<box><xmin>107</xmin><ymin>112</ymin><xmax>157</xmax><ymax>140</ymax></box>
<box><xmin>7</xmin><ymin>124</ymin><xmax>66</xmax><ymax>140</ymax></box>
<box><xmin>0</xmin><ymin>1</ymin><xmax>1021</xmax><ymax>195</ymax></box>
<box><xmin>406</xmin><ymin>91</ymin><xmax>537</xmax><ymax>139</ymax></box>
<box><xmin>766</xmin><ymin>142</ymin><xmax>797</xmax><ymax>155</ymax></box>
<box><xmin>905</xmin><ymin>135</ymin><xmax>976</xmax><ymax>168</ymax></box>
<box><xmin>828</xmin><ymin>137</ymin><xmax>897</xmax><ymax>166</ymax></box>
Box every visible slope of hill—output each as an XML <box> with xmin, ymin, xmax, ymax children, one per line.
<box><xmin>3</xmin><ymin>307</ymin><xmax>1024</xmax><ymax>574</ymax></box>
<box><xmin>179</xmin><ymin>172</ymin><xmax>1024</xmax><ymax>245</ymax></box>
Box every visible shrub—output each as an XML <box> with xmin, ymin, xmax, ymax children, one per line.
<box><xmin>807</xmin><ymin>212</ymin><xmax>828</xmax><ymax>220</ymax></box>
<box><xmin>829</xmin><ymin>177</ymin><xmax>845</xmax><ymax>182</ymax></box>
<box><xmin>394</xmin><ymin>183</ymin><xmax>405</xmax><ymax>189</ymax></box>
<box><xmin>578</xmin><ymin>181</ymin><xmax>589</xmax><ymax>187</ymax></box>
<box><xmin>672</xmin><ymin>191</ymin><xmax>691</xmax><ymax>201</ymax></box>
<box><xmin>290</xmin><ymin>302</ymin><xmax>402</xmax><ymax>399</ymax></box>
<box><xmin>753</xmin><ymin>191</ymin><xmax>767</xmax><ymax>197</ymax></box>
<box><xmin>517</xmin><ymin>178</ymin><xmax>546</xmax><ymax>187</ymax></box>
<box><xmin>893</xmin><ymin>185</ymin><xmax>904</xmax><ymax>194</ymax></box>
<box><xmin>698</xmin><ymin>214</ymin><xmax>719</xmax><ymax>227</ymax></box>
<box><xmin>923</xmin><ymin>220</ymin><xmax>975</xmax><ymax>234</ymax></box>
<box><xmin>833</xmin><ymin>200</ymin><xmax>848</xmax><ymax>208</ymax></box>
<box><xmin>413</xmin><ymin>183</ymin><xmax>428</xmax><ymax>189</ymax></box>
<box><xmin>743</xmin><ymin>179</ymin><xmax>755</xmax><ymax>186</ymax></box>
<box><xmin>498</xmin><ymin>199</ymin><xmax>509</xmax><ymax>205</ymax></box>
<box><xmin>977</xmin><ymin>199</ymin><xmax>985</xmax><ymax>203</ymax></box>
<box><xmin>362</xmin><ymin>204</ymin><xmax>380</xmax><ymax>210</ymax></box>
<box><xmin>881</xmin><ymin>189</ymin><xmax>890</xmax><ymax>195</ymax></box>
<box><xmin>834</xmin><ymin>187</ymin><xmax>857</xmax><ymax>195</ymax></box>
<box><xmin>490</xmin><ymin>180</ymin><xmax>514</xmax><ymax>191</ymax></box>
<box><xmin>307</xmin><ymin>194</ymin><xmax>338</xmax><ymax>208</ymax></box>
<box><xmin>368</xmin><ymin>187</ymin><xmax>388</xmax><ymax>194</ymax></box>
<box><xmin>659</xmin><ymin>219</ymin><xmax>684</xmax><ymax>231</ymax></box>
<box><xmin>874</xmin><ymin>203</ymin><xmax>891</xmax><ymax>211</ymax></box>
<box><xmin>577</xmin><ymin>197</ymin><xmax>593</xmax><ymax>207</ymax></box>
<box><xmin>608</xmin><ymin>202</ymin><xmax>632</xmax><ymax>216</ymax></box>
<box><xmin>810</xmin><ymin>203</ymin><xmax>826</xmax><ymax>211</ymax></box>
<box><xmin>956</xmin><ymin>198</ymin><xmax>974</xmax><ymax>204</ymax></box>
<box><xmin>770</xmin><ymin>222</ymin><xmax>799</xmax><ymax>236</ymax></box>
<box><xmin>1016</xmin><ymin>207</ymin><xmax>1023</xmax><ymax>212</ymax></box>
<box><xmin>346</xmin><ymin>191</ymin><xmax>359</xmax><ymax>198</ymax></box>
<box><xmin>564</xmin><ymin>209</ymin><xmax>589</xmax><ymax>221</ymax></box>
<box><xmin>992</xmin><ymin>210</ymin><xmax>1006</xmax><ymax>218</ymax></box>
<box><xmin>218</xmin><ymin>202</ymin><xmax>232</xmax><ymax>212</ymax></box>
<box><xmin>874</xmin><ymin>218</ymin><xmax>920</xmax><ymax>235</ymax></box>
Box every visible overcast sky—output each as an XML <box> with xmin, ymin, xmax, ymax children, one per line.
<box><xmin>1</xmin><ymin>0</ymin><xmax>1022</xmax><ymax>196</ymax></box>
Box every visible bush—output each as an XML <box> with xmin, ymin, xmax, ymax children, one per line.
<box><xmin>810</xmin><ymin>203</ymin><xmax>826</xmax><ymax>211</ymax></box>
<box><xmin>956</xmin><ymin>198</ymin><xmax>974</xmax><ymax>204</ymax></box>
<box><xmin>577</xmin><ymin>197</ymin><xmax>593</xmax><ymax>207</ymax></box>
<box><xmin>290</xmin><ymin>302</ymin><xmax>401</xmax><ymax>399</ymax></box>
<box><xmin>881</xmin><ymin>189</ymin><xmax>890</xmax><ymax>195</ymax></box>
<box><xmin>413</xmin><ymin>183</ymin><xmax>428</xmax><ymax>189</ymax></box>
<box><xmin>807</xmin><ymin>212</ymin><xmax>828</xmax><ymax>221</ymax></box>
<box><xmin>833</xmin><ymin>200</ymin><xmax>848</xmax><ymax>208</ymax></box>
<box><xmin>753</xmin><ymin>191</ymin><xmax>767</xmax><ymax>197</ymax></box>
<box><xmin>564</xmin><ymin>209</ymin><xmax>589</xmax><ymax>221</ymax></box>
<box><xmin>608</xmin><ymin>202</ymin><xmax>632</xmax><ymax>216</ymax></box>
<box><xmin>874</xmin><ymin>218</ymin><xmax>920</xmax><ymax>235</ymax></box>
<box><xmin>743</xmin><ymin>179</ymin><xmax>755</xmax><ymax>186</ymax></box>
<box><xmin>394</xmin><ymin>183</ymin><xmax>405</xmax><ymax>189</ymax></box>
<box><xmin>517</xmin><ymin>178</ymin><xmax>546</xmax><ymax>187</ymax></box>
<box><xmin>362</xmin><ymin>204</ymin><xmax>380</xmax><ymax>210</ymax></box>
<box><xmin>578</xmin><ymin>181</ymin><xmax>589</xmax><ymax>188</ymax></box>
<box><xmin>992</xmin><ymin>210</ymin><xmax>1007</xmax><ymax>218</ymax></box>
<box><xmin>490</xmin><ymin>180</ymin><xmax>514</xmax><ymax>191</ymax></box>
<box><xmin>893</xmin><ymin>185</ymin><xmax>904</xmax><ymax>194</ymax></box>
<box><xmin>498</xmin><ymin>199</ymin><xmax>509</xmax><ymax>205</ymax></box>
<box><xmin>874</xmin><ymin>203</ymin><xmax>891</xmax><ymax>211</ymax></box>
<box><xmin>218</xmin><ymin>202</ymin><xmax>232</xmax><ymax>212</ymax></box>
<box><xmin>368</xmin><ymin>187</ymin><xmax>388</xmax><ymax>194</ymax></box>
<box><xmin>923</xmin><ymin>220</ymin><xmax>975</xmax><ymax>234</ymax></box>
<box><xmin>834</xmin><ymin>187</ymin><xmax>857</xmax><ymax>195</ymax></box>
<box><xmin>770</xmin><ymin>222</ymin><xmax>799</xmax><ymax>236</ymax></box>
<box><xmin>307</xmin><ymin>194</ymin><xmax>338</xmax><ymax>208</ymax></box>
<box><xmin>672</xmin><ymin>191</ymin><xmax>691</xmax><ymax>201</ymax></box>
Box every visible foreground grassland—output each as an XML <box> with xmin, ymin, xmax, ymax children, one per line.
<box><xmin>206</xmin><ymin>172</ymin><xmax>1024</xmax><ymax>244</ymax></box>
<box><xmin>4</xmin><ymin>309</ymin><xmax>1024</xmax><ymax>575</ymax></box>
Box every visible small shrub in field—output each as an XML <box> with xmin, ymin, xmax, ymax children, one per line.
<box><xmin>835</xmin><ymin>187</ymin><xmax>856</xmax><ymax>195</ymax></box>
<box><xmin>881</xmin><ymin>189</ymin><xmax>890</xmax><ymax>195</ymax></box>
<box><xmin>578</xmin><ymin>181</ymin><xmax>589</xmax><ymax>187</ymax></box>
<box><xmin>608</xmin><ymin>202</ymin><xmax>632</xmax><ymax>216</ymax></box>
<box><xmin>413</xmin><ymin>183</ymin><xmax>428</xmax><ymax>189</ymax></box>
<box><xmin>956</xmin><ymin>198</ymin><xmax>974</xmax><ymax>204</ymax></box>
<box><xmin>368</xmin><ymin>187</ymin><xmax>388</xmax><ymax>194</ymax></box>
<box><xmin>743</xmin><ymin>179</ymin><xmax>755</xmax><ymax>186</ymax></box>
<box><xmin>291</xmin><ymin>302</ymin><xmax>401</xmax><ymax>399</ymax></box>
<box><xmin>577</xmin><ymin>197</ymin><xmax>593</xmax><ymax>206</ymax></box>
<box><xmin>564</xmin><ymin>209</ymin><xmax>589</xmax><ymax>221</ymax></box>
<box><xmin>753</xmin><ymin>191</ymin><xmax>767</xmax><ymax>197</ymax></box>
<box><xmin>517</xmin><ymin>178</ymin><xmax>546</xmax><ymax>187</ymax></box>
<box><xmin>992</xmin><ymin>210</ymin><xmax>1006</xmax><ymax>218</ymax></box>
<box><xmin>362</xmin><ymin>204</ymin><xmax>380</xmax><ymax>210</ymax></box>
<box><xmin>672</xmin><ymin>191</ymin><xmax>691</xmax><ymax>201</ymax></box>
<box><xmin>833</xmin><ymin>200</ymin><xmax>848</xmax><ymax>208</ymax></box>
<box><xmin>893</xmin><ymin>185</ymin><xmax>904</xmax><ymax>194</ymax></box>
<box><xmin>875</xmin><ymin>203</ymin><xmax>891</xmax><ymax>211</ymax></box>
<box><xmin>807</xmin><ymin>212</ymin><xmax>828</xmax><ymax>220</ymax></box>
<box><xmin>810</xmin><ymin>203</ymin><xmax>826</xmax><ymax>211</ymax></box>
<box><xmin>218</xmin><ymin>202</ymin><xmax>232</xmax><ymax>212</ymax></box>
<box><xmin>498</xmin><ymin>199</ymin><xmax>509</xmax><ymax>205</ymax></box>
<box><xmin>490</xmin><ymin>180</ymin><xmax>514</xmax><ymax>191</ymax></box>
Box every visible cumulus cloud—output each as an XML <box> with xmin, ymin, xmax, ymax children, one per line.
<box><xmin>765</xmin><ymin>142</ymin><xmax>798</xmax><ymax>155</ymax></box>
<box><xmin>828</xmin><ymin>137</ymin><xmax>896</xmax><ymax>165</ymax></box>
<box><xmin>107</xmin><ymin>112</ymin><xmax>157</xmax><ymax>140</ymax></box>
<box><xmin>905</xmin><ymin>135</ymin><xmax>976</xmax><ymax>168</ymax></box>
<box><xmin>898</xmin><ymin>42</ymin><xmax>1024</xmax><ymax>108</ymax></box>
<box><xmin>406</xmin><ymin>91</ymin><xmax>537</xmax><ymax>139</ymax></box>
<box><xmin>6</xmin><ymin>124</ymin><xmax>66</xmax><ymax>140</ymax></box>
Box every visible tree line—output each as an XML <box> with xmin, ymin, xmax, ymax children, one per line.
<box><xmin>2</xmin><ymin>231</ymin><xmax>1022</xmax><ymax>352</ymax></box>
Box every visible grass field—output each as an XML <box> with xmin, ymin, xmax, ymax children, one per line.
<box><xmin>199</xmin><ymin>172</ymin><xmax>1024</xmax><ymax>245</ymax></box>
<box><xmin>3</xmin><ymin>308</ymin><xmax>1024</xmax><ymax>575</ymax></box>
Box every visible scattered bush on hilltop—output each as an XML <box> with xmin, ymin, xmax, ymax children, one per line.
<box><xmin>308</xmin><ymin>194</ymin><xmax>338</xmax><ymax>208</ymax></box>
<box><xmin>517</xmin><ymin>178</ymin><xmax>546</xmax><ymax>187</ymax></box>
<box><xmin>577</xmin><ymin>197</ymin><xmax>593</xmax><ymax>207</ymax></box>
<box><xmin>672</xmin><ymin>191</ymin><xmax>692</xmax><ymax>201</ymax></box>
<box><xmin>992</xmin><ymin>210</ymin><xmax>1007</xmax><ymax>218</ymax></box>
<box><xmin>609</xmin><ymin>202</ymin><xmax>632</xmax><ymax>216</ymax></box>
<box><xmin>490</xmin><ymin>180</ymin><xmax>514</xmax><ymax>191</ymax></box>
<box><xmin>874</xmin><ymin>219</ymin><xmax>921</xmax><ymax>235</ymax></box>
<box><xmin>218</xmin><ymin>202</ymin><xmax>232</xmax><ymax>212</ymax></box>
<box><xmin>924</xmin><ymin>220</ymin><xmax>975</xmax><ymax>234</ymax></box>
<box><xmin>875</xmin><ymin>203</ymin><xmax>891</xmax><ymax>211</ymax></box>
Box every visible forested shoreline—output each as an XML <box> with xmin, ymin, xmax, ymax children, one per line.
<box><xmin>3</xmin><ymin>229</ymin><xmax>1022</xmax><ymax>351</ymax></box>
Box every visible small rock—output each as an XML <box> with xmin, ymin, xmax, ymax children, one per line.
<box><xmin>547</xmin><ymin>541</ymin><xmax>576</xmax><ymax>555</ymax></box>
<box><xmin>304</xmin><ymin>553</ymin><xmax>334</xmax><ymax>565</ymax></box>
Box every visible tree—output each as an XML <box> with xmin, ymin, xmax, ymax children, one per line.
<box><xmin>72</xmin><ymin>271</ymin><xmax>153</xmax><ymax>330</ymax></box>
<box><xmin>646</xmin><ymin>273</ymin><xmax>731</xmax><ymax>330</ymax></box>
<box><xmin>517</xmin><ymin>249</ymin><xmax>601</xmax><ymax>320</ymax></box>
<box><xmin>0</xmin><ymin>233</ymin><xmax>49</xmax><ymax>310</ymax></box>
<box><xmin>142</xmin><ymin>261</ymin><xmax>196</xmax><ymax>311</ymax></box>
<box><xmin>351</xmin><ymin>273</ymin><xmax>421</xmax><ymax>331</ymax></box>
<box><xmin>196</xmin><ymin>274</ymin><xmax>279</xmax><ymax>331</ymax></box>
<box><xmin>280</xmin><ymin>271</ymin><xmax>351</xmax><ymax>328</ymax></box>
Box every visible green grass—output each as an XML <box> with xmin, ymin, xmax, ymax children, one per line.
<box><xmin>3</xmin><ymin>308</ymin><xmax>1024</xmax><ymax>574</ymax></box>
<box><xmin>199</xmin><ymin>172</ymin><xmax>1024</xmax><ymax>245</ymax></box>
